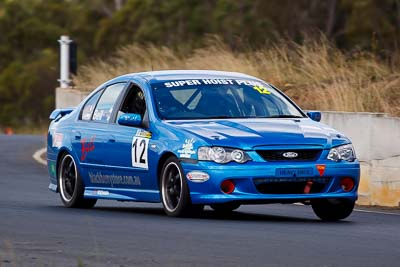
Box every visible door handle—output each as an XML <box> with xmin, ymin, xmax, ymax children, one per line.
<box><xmin>74</xmin><ymin>131</ymin><xmax>81</xmax><ymax>140</ymax></box>
<box><xmin>108</xmin><ymin>135</ymin><xmax>116</xmax><ymax>143</ymax></box>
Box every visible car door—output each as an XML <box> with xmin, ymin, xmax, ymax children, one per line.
<box><xmin>102</xmin><ymin>83</ymin><xmax>154</xmax><ymax>192</ymax></box>
<box><xmin>73</xmin><ymin>82</ymin><xmax>127</xmax><ymax>187</ymax></box>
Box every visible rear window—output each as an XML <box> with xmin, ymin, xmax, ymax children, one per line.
<box><xmin>92</xmin><ymin>83</ymin><xmax>125</xmax><ymax>123</ymax></box>
<box><xmin>81</xmin><ymin>90</ymin><xmax>103</xmax><ymax>121</ymax></box>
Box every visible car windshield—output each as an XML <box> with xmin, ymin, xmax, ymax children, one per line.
<box><xmin>151</xmin><ymin>78</ymin><xmax>305</xmax><ymax>120</ymax></box>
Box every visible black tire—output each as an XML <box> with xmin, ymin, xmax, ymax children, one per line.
<box><xmin>160</xmin><ymin>156</ymin><xmax>201</xmax><ymax>217</ymax></box>
<box><xmin>210</xmin><ymin>203</ymin><xmax>241</xmax><ymax>213</ymax></box>
<box><xmin>311</xmin><ymin>199</ymin><xmax>355</xmax><ymax>221</ymax></box>
<box><xmin>58</xmin><ymin>153</ymin><xmax>97</xmax><ymax>209</ymax></box>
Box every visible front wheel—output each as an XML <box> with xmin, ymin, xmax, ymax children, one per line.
<box><xmin>58</xmin><ymin>153</ymin><xmax>97</xmax><ymax>209</ymax></box>
<box><xmin>311</xmin><ymin>199</ymin><xmax>355</xmax><ymax>221</ymax></box>
<box><xmin>160</xmin><ymin>157</ymin><xmax>200</xmax><ymax>217</ymax></box>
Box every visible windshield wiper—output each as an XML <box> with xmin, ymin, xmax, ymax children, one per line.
<box><xmin>266</xmin><ymin>115</ymin><xmax>304</xmax><ymax>118</ymax></box>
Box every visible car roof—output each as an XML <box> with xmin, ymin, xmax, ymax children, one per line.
<box><xmin>117</xmin><ymin>70</ymin><xmax>261</xmax><ymax>83</ymax></box>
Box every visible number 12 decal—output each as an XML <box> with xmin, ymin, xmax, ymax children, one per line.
<box><xmin>132</xmin><ymin>136</ymin><xmax>149</xmax><ymax>169</ymax></box>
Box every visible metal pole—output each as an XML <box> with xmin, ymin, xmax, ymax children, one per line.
<box><xmin>58</xmin><ymin>35</ymin><xmax>72</xmax><ymax>88</ymax></box>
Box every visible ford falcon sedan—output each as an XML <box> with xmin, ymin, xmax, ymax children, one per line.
<box><xmin>47</xmin><ymin>70</ymin><xmax>360</xmax><ymax>221</ymax></box>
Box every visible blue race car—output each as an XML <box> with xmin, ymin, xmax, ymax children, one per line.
<box><xmin>47</xmin><ymin>70</ymin><xmax>360</xmax><ymax>221</ymax></box>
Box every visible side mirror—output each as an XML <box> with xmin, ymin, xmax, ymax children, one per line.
<box><xmin>118</xmin><ymin>113</ymin><xmax>142</xmax><ymax>127</ymax></box>
<box><xmin>306</xmin><ymin>111</ymin><xmax>321</xmax><ymax>122</ymax></box>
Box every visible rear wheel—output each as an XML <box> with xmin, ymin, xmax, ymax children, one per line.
<box><xmin>210</xmin><ymin>203</ymin><xmax>240</xmax><ymax>213</ymax></box>
<box><xmin>58</xmin><ymin>153</ymin><xmax>97</xmax><ymax>209</ymax></box>
<box><xmin>311</xmin><ymin>199</ymin><xmax>355</xmax><ymax>221</ymax></box>
<box><xmin>160</xmin><ymin>157</ymin><xmax>202</xmax><ymax>217</ymax></box>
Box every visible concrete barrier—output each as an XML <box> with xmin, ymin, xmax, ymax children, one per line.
<box><xmin>56</xmin><ymin>87</ymin><xmax>89</xmax><ymax>108</ymax></box>
<box><xmin>56</xmin><ymin>88</ymin><xmax>400</xmax><ymax>206</ymax></box>
<box><xmin>321</xmin><ymin>112</ymin><xmax>400</xmax><ymax>206</ymax></box>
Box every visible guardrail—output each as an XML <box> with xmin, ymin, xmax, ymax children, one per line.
<box><xmin>56</xmin><ymin>88</ymin><xmax>400</xmax><ymax>207</ymax></box>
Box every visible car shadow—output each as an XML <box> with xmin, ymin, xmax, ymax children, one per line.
<box><xmin>89</xmin><ymin>205</ymin><xmax>353</xmax><ymax>224</ymax></box>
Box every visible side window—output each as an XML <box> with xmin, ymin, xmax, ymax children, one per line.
<box><xmin>92</xmin><ymin>83</ymin><xmax>126</xmax><ymax>123</ymax></box>
<box><xmin>117</xmin><ymin>86</ymin><xmax>146</xmax><ymax>121</ymax></box>
<box><xmin>81</xmin><ymin>90</ymin><xmax>103</xmax><ymax>121</ymax></box>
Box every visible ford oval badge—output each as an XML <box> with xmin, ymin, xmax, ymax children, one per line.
<box><xmin>282</xmin><ymin>152</ymin><xmax>298</xmax><ymax>158</ymax></box>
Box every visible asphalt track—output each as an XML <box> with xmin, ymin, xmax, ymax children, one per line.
<box><xmin>1</xmin><ymin>135</ymin><xmax>400</xmax><ymax>267</ymax></box>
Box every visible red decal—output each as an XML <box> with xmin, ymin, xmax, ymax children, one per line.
<box><xmin>316</xmin><ymin>164</ymin><xmax>326</xmax><ymax>177</ymax></box>
<box><xmin>81</xmin><ymin>136</ymin><xmax>95</xmax><ymax>161</ymax></box>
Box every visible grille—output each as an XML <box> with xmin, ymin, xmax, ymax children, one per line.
<box><xmin>256</xmin><ymin>149</ymin><xmax>322</xmax><ymax>161</ymax></box>
<box><xmin>254</xmin><ymin>177</ymin><xmax>331</xmax><ymax>194</ymax></box>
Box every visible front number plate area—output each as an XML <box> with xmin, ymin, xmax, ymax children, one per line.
<box><xmin>275</xmin><ymin>168</ymin><xmax>313</xmax><ymax>177</ymax></box>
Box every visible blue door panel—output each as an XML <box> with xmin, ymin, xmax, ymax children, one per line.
<box><xmin>72</xmin><ymin>121</ymin><xmax>109</xmax><ymax>186</ymax></box>
<box><xmin>101</xmin><ymin>124</ymin><xmax>154</xmax><ymax>190</ymax></box>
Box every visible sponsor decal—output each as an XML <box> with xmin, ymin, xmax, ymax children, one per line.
<box><xmin>48</xmin><ymin>161</ymin><xmax>57</xmax><ymax>177</ymax></box>
<box><xmin>92</xmin><ymin>109</ymin><xmax>104</xmax><ymax>121</ymax></box>
<box><xmin>136</xmin><ymin>129</ymin><xmax>152</xmax><ymax>139</ymax></box>
<box><xmin>164</xmin><ymin>80</ymin><xmax>202</xmax><ymax>87</ymax></box>
<box><xmin>163</xmin><ymin>79</ymin><xmax>268</xmax><ymax>89</ymax></box>
<box><xmin>255</xmin><ymin>177</ymin><xmax>330</xmax><ymax>183</ymax></box>
<box><xmin>253</xmin><ymin>85</ymin><xmax>271</xmax><ymax>94</ymax></box>
<box><xmin>81</xmin><ymin>136</ymin><xmax>95</xmax><ymax>161</ymax></box>
<box><xmin>202</xmin><ymin>79</ymin><xmax>234</xmax><ymax>85</ymax></box>
<box><xmin>178</xmin><ymin>138</ymin><xmax>196</xmax><ymax>158</ymax></box>
<box><xmin>89</xmin><ymin>172</ymin><xmax>141</xmax><ymax>187</ymax></box>
<box><xmin>132</xmin><ymin>136</ymin><xmax>149</xmax><ymax>169</ymax></box>
<box><xmin>82</xmin><ymin>104</ymin><xmax>95</xmax><ymax>120</ymax></box>
<box><xmin>276</xmin><ymin>168</ymin><xmax>313</xmax><ymax>177</ymax></box>
<box><xmin>186</xmin><ymin>171</ymin><xmax>210</xmax><ymax>182</ymax></box>
<box><xmin>316</xmin><ymin>164</ymin><xmax>326</xmax><ymax>177</ymax></box>
<box><xmin>52</xmin><ymin>133</ymin><xmax>63</xmax><ymax>148</ymax></box>
<box><xmin>95</xmin><ymin>190</ymin><xmax>109</xmax><ymax>196</ymax></box>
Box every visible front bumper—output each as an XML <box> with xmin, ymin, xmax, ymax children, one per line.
<box><xmin>181</xmin><ymin>160</ymin><xmax>360</xmax><ymax>205</ymax></box>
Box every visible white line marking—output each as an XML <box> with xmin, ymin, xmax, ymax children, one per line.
<box><xmin>354</xmin><ymin>209</ymin><xmax>400</xmax><ymax>216</ymax></box>
<box><xmin>295</xmin><ymin>203</ymin><xmax>400</xmax><ymax>215</ymax></box>
<box><xmin>33</xmin><ymin>147</ymin><xmax>47</xmax><ymax>166</ymax></box>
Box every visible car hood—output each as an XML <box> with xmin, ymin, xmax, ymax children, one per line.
<box><xmin>166</xmin><ymin>118</ymin><xmax>349</xmax><ymax>150</ymax></box>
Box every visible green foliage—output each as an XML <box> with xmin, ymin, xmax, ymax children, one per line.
<box><xmin>0</xmin><ymin>0</ymin><xmax>104</xmax><ymax>128</ymax></box>
<box><xmin>0</xmin><ymin>49</ymin><xmax>57</xmax><ymax>125</ymax></box>
<box><xmin>0</xmin><ymin>0</ymin><xmax>399</xmax><ymax>128</ymax></box>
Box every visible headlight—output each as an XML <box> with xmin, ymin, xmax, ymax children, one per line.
<box><xmin>198</xmin><ymin>147</ymin><xmax>251</xmax><ymax>163</ymax></box>
<box><xmin>327</xmin><ymin>144</ymin><xmax>356</xmax><ymax>162</ymax></box>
